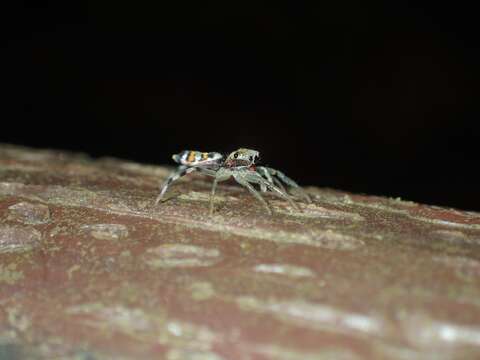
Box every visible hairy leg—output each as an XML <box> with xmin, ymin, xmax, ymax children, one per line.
<box><xmin>233</xmin><ymin>173</ymin><xmax>273</xmax><ymax>215</ymax></box>
<box><xmin>209</xmin><ymin>168</ymin><xmax>231</xmax><ymax>216</ymax></box>
<box><xmin>272</xmin><ymin>176</ymin><xmax>287</xmax><ymax>193</ymax></box>
<box><xmin>256</xmin><ymin>166</ymin><xmax>286</xmax><ymax>192</ymax></box>
<box><xmin>256</xmin><ymin>167</ymin><xmax>272</xmax><ymax>192</ymax></box>
<box><xmin>155</xmin><ymin>165</ymin><xmax>219</xmax><ymax>205</ymax></box>
<box><xmin>240</xmin><ymin>170</ymin><xmax>301</xmax><ymax>211</ymax></box>
<box><xmin>260</xmin><ymin>167</ymin><xmax>312</xmax><ymax>203</ymax></box>
<box><xmin>155</xmin><ymin>165</ymin><xmax>196</xmax><ymax>204</ymax></box>
<box><xmin>256</xmin><ymin>168</ymin><xmax>290</xmax><ymax>200</ymax></box>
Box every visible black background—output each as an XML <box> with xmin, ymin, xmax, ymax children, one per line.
<box><xmin>2</xmin><ymin>2</ymin><xmax>479</xmax><ymax>210</ymax></box>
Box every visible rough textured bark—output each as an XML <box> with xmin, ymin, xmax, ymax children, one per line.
<box><xmin>1</xmin><ymin>143</ymin><xmax>480</xmax><ymax>359</ymax></box>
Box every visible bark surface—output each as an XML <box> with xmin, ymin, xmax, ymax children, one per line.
<box><xmin>1</xmin><ymin>144</ymin><xmax>480</xmax><ymax>359</ymax></box>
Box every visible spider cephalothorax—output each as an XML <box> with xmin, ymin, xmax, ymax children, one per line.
<box><xmin>155</xmin><ymin>148</ymin><xmax>311</xmax><ymax>215</ymax></box>
<box><xmin>224</xmin><ymin>148</ymin><xmax>259</xmax><ymax>168</ymax></box>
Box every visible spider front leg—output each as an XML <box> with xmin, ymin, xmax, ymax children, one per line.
<box><xmin>155</xmin><ymin>165</ymin><xmax>196</xmax><ymax>205</ymax></box>
<box><xmin>258</xmin><ymin>166</ymin><xmax>312</xmax><ymax>204</ymax></box>
<box><xmin>256</xmin><ymin>166</ymin><xmax>287</xmax><ymax>193</ymax></box>
<box><xmin>234</xmin><ymin>170</ymin><xmax>300</xmax><ymax>213</ymax></box>
<box><xmin>233</xmin><ymin>174</ymin><xmax>273</xmax><ymax>215</ymax></box>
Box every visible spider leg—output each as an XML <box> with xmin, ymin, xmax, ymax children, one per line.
<box><xmin>197</xmin><ymin>167</ymin><xmax>217</xmax><ymax>177</ymax></box>
<box><xmin>155</xmin><ymin>165</ymin><xmax>196</xmax><ymax>204</ymax></box>
<box><xmin>269</xmin><ymin>174</ymin><xmax>288</xmax><ymax>193</ymax></box>
<box><xmin>233</xmin><ymin>173</ymin><xmax>273</xmax><ymax>215</ymax></box>
<box><xmin>262</xmin><ymin>167</ymin><xmax>312</xmax><ymax>204</ymax></box>
<box><xmin>256</xmin><ymin>167</ymin><xmax>276</xmax><ymax>192</ymax></box>
<box><xmin>238</xmin><ymin>170</ymin><xmax>301</xmax><ymax>212</ymax></box>
<box><xmin>255</xmin><ymin>167</ymin><xmax>289</xmax><ymax>199</ymax></box>
<box><xmin>208</xmin><ymin>168</ymin><xmax>232</xmax><ymax>216</ymax></box>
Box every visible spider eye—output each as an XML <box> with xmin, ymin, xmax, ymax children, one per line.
<box><xmin>233</xmin><ymin>153</ymin><xmax>238</xmax><ymax>159</ymax></box>
<box><xmin>249</xmin><ymin>156</ymin><xmax>253</xmax><ymax>162</ymax></box>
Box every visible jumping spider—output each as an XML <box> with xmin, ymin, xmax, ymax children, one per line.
<box><xmin>155</xmin><ymin>148</ymin><xmax>311</xmax><ymax>215</ymax></box>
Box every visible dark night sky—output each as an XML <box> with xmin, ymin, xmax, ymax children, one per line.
<box><xmin>2</xmin><ymin>2</ymin><xmax>479</xmax><ymax>210</ymax></box>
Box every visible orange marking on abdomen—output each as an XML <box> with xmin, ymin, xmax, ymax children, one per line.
<box><xmin>187</xmin><ymin>151</ymin><xmax>196</xmax><ymax>163</ymax></box>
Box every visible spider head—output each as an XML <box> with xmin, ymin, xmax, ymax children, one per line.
<box><xmin>225</xmin><ymin>148</ymin><xmax>260</xmax><ymax>168</ymax></box>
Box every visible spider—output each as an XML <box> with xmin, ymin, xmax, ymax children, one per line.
<box><xmin>155</xmin><ymin>148</ymin><xmax>310</xmax><ymax>215</ymax></box>
<box><xmin>223</xmin><ymin>148</ymin><xmax>312</xmax><ymax>205</ymax></box>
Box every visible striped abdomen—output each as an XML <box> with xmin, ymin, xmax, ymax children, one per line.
<box><xmin>172</xmin><ymin>150</ymin><xmax>223</xmax><ymax>166</ymax></box>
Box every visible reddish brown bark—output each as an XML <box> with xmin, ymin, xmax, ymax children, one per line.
<box><xmin>1</xmin><ymin>144</ymin><xmax>480</xmax><ymax>359</ymax></box>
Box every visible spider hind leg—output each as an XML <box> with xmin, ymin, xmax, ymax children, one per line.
<box><xmin>155</xmin><ymin>165</ymin><xmax>196</xmax><ymax>205</ymax></box>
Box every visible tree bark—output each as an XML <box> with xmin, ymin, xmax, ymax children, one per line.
<box><xmin>1</xmin><ymin>144</ymin><xmax>480</xmax><ymax>359</ymax></box>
